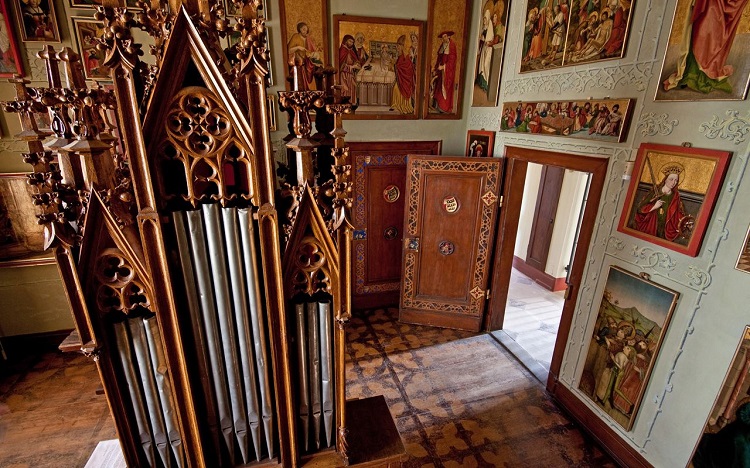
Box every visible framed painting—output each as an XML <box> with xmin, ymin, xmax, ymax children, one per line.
<box><xmin>279</xmin><ymin>0</ymin><xmax>328</xmax><ymax>91</ymax></box>
<box><xmin>423</xmin><ymin>0</ymin><xmax>471</xmax><ymax>118</ymax></box>
<box><xmin>498</xmin><ymin>98</ymin><xmax>633</xmax><ymax>143</ymax></box>
<box><xmin>656</xmin><ymin>0</ymin><xmax>750</xmax><ymax>101</ymax></box>
<box><xmin>333</xmin><ymin>15</ymin><xmax>425</xmax><ymax>120</ymax></box>
<box><xmin>617</xmin><ymin>143</ymin><xmax>731</xmax><ymax>257</ymax></box>
<box><xmin>225</xmin><ymin>0</ymin><xmax>268</xmax><ymax>18</ymax></box>
<box><xmin>736</xmin><ymin>224</ymin><xmax>750</xmax><ymax>274</ymax></box>
<box><xmin>0</xmin><ymin>174</ymin><xmax>54</xmax><ymax>266</ymax></box>
<box><xmin>13</xmin><ymin>0</ymin><xmax>59</xmax><ymax>42</ymax></box>
<box><xmin>0</xmin><ymin>1</ymin><xmax>25</xmax><ymax>77</ymax></box>
<box><xmin>578</xmin><ymin>266</ymin><xmax>679</xmax><ymax>431</ymax></box>
<box><xmin>520</xmin><ymin>0</ymin><xmax>634</xmax><ymax>73</ymax></box>
<box><xmin>689</xmin><ymin>326</ymin><xmax>750</xmax><ymax>466</ymax></box>
<box><xmin>465</xmin><ymin>130</ymin><xmax>495</xmax><ymax>157</ymax></box>
<box><xmin>561</xmin><ymin>0</ymin><xmax>634</xmax><ymax>67</ymax></box>
<box><xmin>472</xmin><ymin>0</ymin><xmax>511</xmax><ymax>107</ymax></box>
<box><xmin>71</xmin><ymin>17</ymin><xmax>111</xmax><ymax>81</ymax></box>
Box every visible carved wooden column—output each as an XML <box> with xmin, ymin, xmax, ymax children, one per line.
<box><xmin>96</xmin><ymin>5</ymin><xmax>205</xmax><ymax>466</ymax></box>
<box><xmin>326</xmin><ymin>100</ymin><xmax>355</xmax><ymax>463</ymax></box>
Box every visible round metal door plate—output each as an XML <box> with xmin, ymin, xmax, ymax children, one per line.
<box><xmin>442</xmin><ymin>195</ymin><xmax>460</xmax><ymax>213</ymax></box>
<box><xmin>439</xmin><ymin>240</ymin><xmax>455</xmax><ymax>255</ymax></box>
<box><xmin>383</xmin><ymin>226</ymin><xmax>398</xmax><ymax>240</ymax></box>
<box><xmin>383</xmin><ymin>185</ymin><xmax>400</xmax><ymax>203</ymax></box>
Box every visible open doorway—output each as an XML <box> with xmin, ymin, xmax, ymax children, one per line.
<box><xmin>484</xmin><ymin>146</ymin><xmax>609</xmax><ymax>392</ymax></box>
<box><xmin>492</xmin><ymin>162</ymin><xmax>591</xmax><ymax>383</ymax></box>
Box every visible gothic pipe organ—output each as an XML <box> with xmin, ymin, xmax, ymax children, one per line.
<box><xmin>4</xmin><ymin>0</ymin><xmax>404</xmax><ymax>466</ymax></box>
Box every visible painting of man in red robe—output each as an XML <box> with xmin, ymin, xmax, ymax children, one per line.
<box><xmin>430</xmin><ymin>31</ymin><xmax>457</xmax><ymax>114</ymax></box>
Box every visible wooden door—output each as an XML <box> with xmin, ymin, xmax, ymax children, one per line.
<box><xmin>350</xmin><ymin>141</ymin><xmax>442</xmax><ymax>309</ymax></box>
<box><xmin>525</xmin><ymin>165</ymin><xmax>564</xmax><ymax>272</ymax></box>
<box><xmin>399</xmin><ymin>156</ymin><xmax>503</xmax><ymax>331</ymax></box>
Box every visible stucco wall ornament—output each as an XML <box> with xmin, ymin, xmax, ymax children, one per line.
<box><xmin>637</xmin><ymin>112</ymin><xmax>679</xmax><ymax>136</ymax></box>
<box><xmin>699</xmin><ymin>110</ymin><xmax>750</xmax><ymax>145</ymax></box>
<box><xmin>503</xmin><ymin>62</ymin><xmax>653</xmax><ymax>96</ymax></box>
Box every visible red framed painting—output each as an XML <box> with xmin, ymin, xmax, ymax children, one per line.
<box><xmin>617</xmin><ymin>143</ymin><xmax>732</xmax><ymax>257</ymax></box>
<box><xmin>465</xmin><ymin>130</ymin><xmax>495</xmax><ymax>158</ymax></box>
<box><xmin>0</xmin><ymin>0</ymin><xmax>24</xmax><ymax>77</ymax></box>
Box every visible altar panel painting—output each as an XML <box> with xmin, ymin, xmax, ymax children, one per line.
<box><xmin>472</xmin><ymin>0</ymin><xmax>510</xmax><ymax>106</ymax></box>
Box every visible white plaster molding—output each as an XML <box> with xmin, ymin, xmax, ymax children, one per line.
<box><xmin>502</xmin><ymin>61</ymin><xmax>655</xmax><ymax>97</ymax></box>
<box><xmin>644</xmin><ymin>151</ymin><xmax>749</xmax><ymax>448</ymax></box>
<box><xmin>636</xmin><ymin>112</ymin><xmax>679</xmax><ymax>136</ymax></box>
<box><xmin>468</xmin><ymin>110</ymin><xmax>499</xmax><ymax>132</ymax></box>
<box><xmin>699</xmin><ymin>110</ymin><xmax>750</xmax><ymax>145</ymax></box>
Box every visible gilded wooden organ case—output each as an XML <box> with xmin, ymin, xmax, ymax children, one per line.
<box><xmin>3</xmin><ymin>0</ymin><xmax>403</xmax><ymax>466</ymax></box>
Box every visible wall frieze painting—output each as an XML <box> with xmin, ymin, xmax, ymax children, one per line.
<box><xmin>504</xmin><ymin>61</ymin><xmax>653</xmax><ymax>95</ymax></box>
<box><xmin>499</xmin><ymin>98</ymin><xmax>633</xmax><ymax>143</ymax></box>
<box><xmin>520</xmin><ymin>0</ymin><xmax>635</xmax><ymax>72</ymax></box>
<box><xmin>637</xmin><ymin>112</ymin><xmax>679</xmax><ymax>136</ymax></box>
<box><xmin>655</xmin><ymin>0</ymin><xmax>750</xmax><ymax>101</ymax></box>
<box><xmin>699</xmin><ymin>110</ymin><xmax>750</xmax><ymax>145</ymax></box>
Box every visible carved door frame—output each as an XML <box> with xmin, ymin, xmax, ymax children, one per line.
<box><xmin>484</xmin><ymin>146</ymin><xmax>609</xmax><ymax>391</ymax></box>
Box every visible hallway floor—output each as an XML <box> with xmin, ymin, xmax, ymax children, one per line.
<box><xmin>492</xmin><ymin>268</ymin><xmax>565</xmax><ymax>383</ymax></box>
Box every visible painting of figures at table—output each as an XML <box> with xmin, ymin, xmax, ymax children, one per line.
<box><xmin>472</xmin><ymin>0</ymin><xmax>510</xmax><ymax>106</ymax></box>
<box><xmin>578</xmin><ymin>266</ymin><xmax>678</xmax><ymax>431</ymax></box>
<box><xmin>655</xmin><ymin>0</ymin><xmax>750</xmax><ymax>101</ymax></box>
<box><xmin>562</xmin><ymin>0</ymin><xmax>634</xmax><ymax>66</ymax></box>
<box><xmin>499</xmin><ymin>98</ymin><xmax>633</xmax><ymax>142</ymax></box>
<box><xmin>334</xmin><ymin>15</ymin><xmax>424</xmax><ymax>119</ymax></box>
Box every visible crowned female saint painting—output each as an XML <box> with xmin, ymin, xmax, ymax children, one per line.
<box><xmin>617</xmin><ymin>143</ymin><xmax>731</xmax><ymax>257</ymax></box>
<box><xmin>656</xmin><ymin>0</ymin><xmax>750</xmax><ymax>101</ymax></box>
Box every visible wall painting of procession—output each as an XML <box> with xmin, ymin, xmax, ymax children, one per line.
<box><xmin>423</xmin><ymin>0</ymin><xmax>472</xmax><ymax>119</ymax></box>
<box><xmin>617</xmin><ymin>143</ymin><xmax>731</xmax><ymax>257</ymax></box>
<box><xmin>498</xmin><ymin>98</ymin><xmax>633</xmax><ymax>143</ymax></box>
<box><xmin>656</xmin><ymin>0</ymin><xmax>750</xmax><ymax>101</ymax></box>
<box><xmin>578</xmin><ymin>266</ymin><xmax>679</xmax><ymax>431</ymax></box>
<box><xmin>333</xmin><ymin>15</ymin><xmax>425</xmax><ymax>120</ymax></box>
<box><xmin>471</xmin><ymin>0</ymin><xmax>510</xmax><ymax>107</ymax></box>
<box><xmin>520</xmin><ymin>0</ymin><xmax>635</xmax><ymax>73</ymax></box>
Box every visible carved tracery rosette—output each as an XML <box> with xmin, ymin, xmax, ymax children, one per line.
<box><xmin>156</xmin><ymin>86</ymin><xmax>256</xmax><ymax>209</ymax></box>
<box><xmin>95</xmin><ymin>247</ymin><xmax>151</xmax><ymax>316</ymax></box>
<box><xmin>289</xmin><ymin>235</ymin><xmax>334</xmax><ymax>296</ymax></box>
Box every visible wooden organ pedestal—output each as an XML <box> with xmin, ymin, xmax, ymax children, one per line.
<box><xmin>3</xmin><ymin>0</ymin><xmax>403</xmax><ymax>466</ymax></box>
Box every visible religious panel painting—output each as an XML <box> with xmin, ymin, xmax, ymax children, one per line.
<box><xmin>465</xmin><ymin>130</ymin><xmax>495</xmax><ymax>157</ymax></box>
<box><xmin>578</xmin><ymin>266</ymin><xmax>679</xmax><ymax>431</ymax></box>
<box><xmin>520</xmin><ymin>0</ymin><xmax>634</xmax><ymax>73</ymax></box>
<box><xmin>617</xmin><ymin>143</ymin><xmax>731</xmax><ymax>257</ymax></box>
<box><xmin>333</xmin><ymin>15</ymin><xmax>425</xmax><ymax>119</ymax></box>
<box><xmin>0</xmin><ymin>174</ymin><xmax>54</xmax><ymax>266</ymax></box>
<box><xmin>472</xmin><ymin>0</ymin><xmax>511</xmax><ymax>107</ymax></box>
<box><xmin>498</xmin><ymin>98</ymin><xmax>633</xmax><ymax>143</ymax></box>
<box><xmin>0</xmin><ymin>1</ymin><xmax>24</xmax><ymax>77</ymax></box>
<box><xmin>71</xmin><ymin>17</ymin><xmax>111</xmax><ymax>80</ymax></box>
<box><xmin>690</xmin><ymin>326</ymin><xmax>750</xmax><ymax>466</ymax></box>
<box><xmin>423</xmin><ymin>0</ymin><xmax>471</xmax><ymax>118</ymax></box>
<box><xmin>12</xmin><ymin>0</ymin><xmax>59</xmax><ymax>42</ymax></box>
<box><xmin>655</xmin><ymin>0</ymin><xmax>750</xmax><ymax>101</ymax></box>
<box><xmin>279</xmin><ymin>0</ymin><xmax>328</xmax><ymax>91</ymax></box>
<box><xmin>738</xmin><ymin>224</ymin><xmax>750</xmax><ymax>274</ymax></box>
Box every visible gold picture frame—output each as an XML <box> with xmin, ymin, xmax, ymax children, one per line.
<box><xmin>13</xmin><ymin>0</ymin><xmax>60</xmax><ymax>43</ymax></box>
<box><xmin>71</xmin><ymin>17</ymin><xmax>111</xmax><ymax>81</ymax></box>
<box><xmin>279</xmin><ymin>0</ymin><xmax>328</xmax><ymax>90</ymax></box>
<box><xmin>0</xmin><ymin>173</ymin><xmax>54</xmax><ymax>267</ymax></box>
